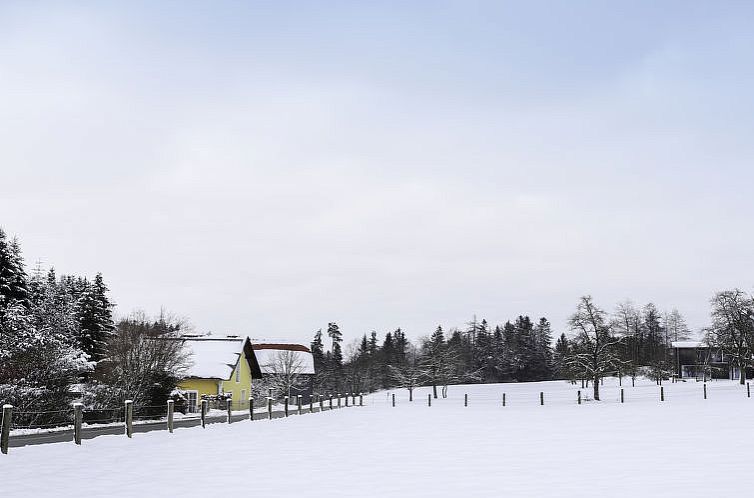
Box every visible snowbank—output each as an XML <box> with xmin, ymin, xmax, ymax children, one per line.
<box><xmin>3</xmin><ymin>379</ymin><xmax>753</xmax><ymax>497</ymax></box>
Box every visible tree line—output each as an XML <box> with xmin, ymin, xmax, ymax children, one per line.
<box><xmin>0</xmin><ymin>229</ymin><xmax>189</xmax><ymax>426</ymax></box>
<box><xmin>3</xmin><ymin>226</ymin><xmax>753</xmax><ymax>424</ymax></box>
<box><xmin>310</xmin><ymin>294</ymin><xmax>753</xmax><ymax>401</ymax></box>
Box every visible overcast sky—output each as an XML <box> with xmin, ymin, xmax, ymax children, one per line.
<box><xmin>2</xmin><ymin>1</ymin><xmax>754</xmax><ymax>345</ymax></box>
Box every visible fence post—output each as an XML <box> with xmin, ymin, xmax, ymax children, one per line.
<box><xmin>309</xmin><ymin>395</ymin><xmax>313</xmax><ymax>414</ymax></box>
<box><xmin>428</xmin><ymin>393</ymin><xmax>431</xmax><ymax>407</ymax></box>
<box><xmin>125</xmin><ymin>400</ymin><xmax>133</xmax><ymax>438</ymax></box>
<box><xmin>409</xmin><ymin>389</ymin><xmax>413</xmax><ymax>402</ymax></box>
<box><xmin>329</xmin><ymin>394</ymin><xmax>334</xmax><ymax>410</ymax></box>
<box><xmin>267</xmin><ymin>397</ymin><xmax>273</xmax><ymax>420</ymax></box>
<box><xmin>1</xmin><ymin>405</ymin><xmax>12</xmax><ymax>455</ymax></box>
<box><xmin>540</xmin><ymin>392</ymin><xmax>544</xmax><ymax>406</ymax></box>
<box><xmin>73</xmin><ymin>402</ymin><xmax>83</xmax><ymax>445</ymax></box>
<box><xmin>167</xmin><ymin>400</ymin><xmax>174</xmax><ymax>433</ymax></box>
<box><xmin>345</xmin><ymin>393</ymin><xmax>349</xmax><ymax>407</ymax></box>
<box><xmin>337</xmin><ymin>394</ymin><xmax>342</xmax><ymax>409</ymax></box>
<box><xmin>660</xmin><ymin>386</ymin><xmax>665</xmax><ymax>402</ymax></box>
<box><xmin>620</xmin><ymin>389</ymin><xmax>624</xmax><ymax>403</ymax></box>
<box><xmin>284</xmin><ymin>397</ymin><xmax>289</xmax><ymax>417</ymax></box>
<box><xmin>464</xmin><ymin>393</ymin><xmax>468</xmax><ymax>407</ymax></box>
<box><xmin>320</xmin><ymin>394</ymin><xmax>324</xmax><ymax>411</ymax></box>
<box><xmin>392</xmin><ymin>393</ymin><xmax>395</xmax><ymax>407</ymax></box>
<box><xmin>201</xmin><ymin>399</ymin><xmax>208</xmax><ymax>428</ymax></box>
<box><xmin>249</xmin><ymin>397</ymin><xmax>254</xmax><ymax>421</ymax></box>
<box><xmin>704</xmin><ymin>383</ymin><xmax>707</xmax><ymax>400</ymax></box>
<box><xmin>360</xmin><ymin>393</ymin><xmax>363</xmax><ymax>406</ymax></box>
<box><xmin>352</xmin><ymin>393</ymin><xmax>357</xmax><ymax>405</ymax></box>
<box><xmin>748</xmin><ymin>382</ymin><xmax>751</xmax><ymax>398</ymax></box>
<box><xmin>502</xmin><ymin>393</ymin><xmax>506</xmax><ymax>407</ymax></box>
<box><xmin>577</xmin><ymin>390</ymin><xmax>581</xmax><ymax>405</ymax></box>
<box><xmin>227</xmin><ymin>399</ymin><xmax>233</xmax><ymax>424</ymax></box>
<box><xmin>298</xmin><ymin>395</ymin><xmax>303</xmax><ymax>415</ymax></box>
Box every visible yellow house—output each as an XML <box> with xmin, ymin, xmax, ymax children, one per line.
<box><xmin>177</xmin><ymin>336</ymin><xmax>261</xmax><ymax>412</ymax></box>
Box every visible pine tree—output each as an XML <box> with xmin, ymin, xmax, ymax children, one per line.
<box><xmin>327</xmin><ymin>322</ymin><xmax>343</xmax><ymax>389</ymax></box>
<box><xmin>0</xmin><ymin>228</ymin><xmax>30</xmax><ymax>317</ymax></box>
<box><xmin>368</xmin><ymin>331</ymin><xmax>379</xmax><ymax>356</ymax></box>
<box><xmin>75</xmin><ymin>273</ymin><xmax>115</xmax><ymax>363</ymax></box>
<box><xmin>553</xmin><ymin>333</ymin><xmax>570</xmax><ymax>379</ymax></box>
<box><xmin>0</xmin><ymin>236</ymin><xmax>91</xmax><ymax>422</ymax></box>
<box><xmin>380</xmin><ymin>331</ymin><xmax>395</xmax><ymax>388</ymax></box>
<box><xmin>393</xmin><ymin>328</ymin><xmax>408</xmax><ymax>367</ymax></box>
<box><xmin>359</xmin><ymin>334</ymin><xmax>369</xmax><ymax>356</ymax></box>
<box><xmin>532</xmin><ymin>317</ymin><xmax>554</xmax><ymax>380</ymax></box>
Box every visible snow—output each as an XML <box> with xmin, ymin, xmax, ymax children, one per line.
<box><xmin>670</xmin><ymin>340</ymin><xmax>704</xmax><ymax>348</ymax></box>
<box><xmin>3</xmin><ymin>378</ymin><xmax>753</xmax><ymax>497</ymax></box>
<box><xmin>182</xmin><ymin>337</ymin><xmax>243</xmax><ymax>379</ymax></box>
<box><xmin>253</xmin><ymin>347</ymin><xmax>315</xmax><ymax>374</ymax></box>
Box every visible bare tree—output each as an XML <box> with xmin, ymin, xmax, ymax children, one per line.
<box><xmin>664</xmin><ymin>309</ymin><xmax>691</xmax><ymax>342</ymax></box>
<box><xmin>261</xmin><ymin>350</ymin><xmax>308</xmax><ymax>398</ymax></box>
<box><xmin>388</xmin><ymin>350</ymin><xmax>427</xmax><ymax>401</ymax></box>
<box><xmin>707</xmin><ymin>289</ymin><xmax>754</xmax><ymax>385</ymax></box>
<box><xmin>611</xmin><ymin>300</ymin><xmax>642</xmax><ymax>385</ymax></box>
<box><xmin>566</xmin><ymin>296</ymin><xmax>623</xmax><ymax>401</ymax></box>
<box><xmin>87</xmin><ymin>311</ymin><xmax>191</xmax><ymax>415</ymax></box>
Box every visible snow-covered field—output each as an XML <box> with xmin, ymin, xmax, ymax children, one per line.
<box><xmin>3</xmin><ymin>378</ymin><xmax>753</xmax><ymax>497</ymax></box>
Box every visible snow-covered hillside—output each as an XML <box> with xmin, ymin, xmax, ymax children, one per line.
<box><xmin>3</xmin><ymin>378</ymin><xmax>753</xmax><ymax>497</ymax></box>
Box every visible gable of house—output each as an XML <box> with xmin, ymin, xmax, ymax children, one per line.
<box><xmin>177</xmin><ymin>336</ymin><xmax>262</xmax><ymax>407</ymax></box>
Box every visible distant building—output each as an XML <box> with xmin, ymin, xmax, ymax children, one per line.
<box><xmin>671</xmin><ymin>341</ymin><xmax>752</xmax><ymax>381</ymax></box>
<box><xmin>252</xmin><ymin>343</ymin><xmax>316</xmax><ymax>402</ymax></box>
<box><xmin>177</xmin><ymin>336</ymin><xmax>261</xmax><ymax>412</ymax></box>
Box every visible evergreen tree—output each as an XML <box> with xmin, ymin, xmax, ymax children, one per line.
<box><xmin>368</xmin><ymin>331</ymin><xmax>379</xmax><ymax>356</ymax></box>
<box><xmin>553</xmin><ymin>333</ymin><xmax>570</xmax><ymax>379</ymax></box>
<box><xmin>75</xmin><ymin>273</ymin><xmax>115</xmax><ymax>363</ymax></box>
<box><xmin>422</xmin><ymin>326</ymin><xmax>446</xmax><ymax>398</ymax></box>
<box><xmin>381</xmin><ymin>331</ymin><xmax>395</xmax><ymax>388</ymax></box>
<box><xmin>327</xmin><ymin>322</ymin><xmax>343</xmax><ymax>389</ymax></box>
<box><xmin>393</xmin><ymin>328</ymin><xmax>408</xmax><ymax>367</ymax></box>
<box><xmin>0</xmin><ymin>235</ymin><xmax>91</xmax><ymax>423</ymax></box>
<box><xmin>531</xmin><ymin>317</ymin><xmax>554</xmax><ymax>380</ymax></box>
<box><xmin>0</xmin><ymin>228</ymin><xmax>30</xmax><ymax>317</ymax></box>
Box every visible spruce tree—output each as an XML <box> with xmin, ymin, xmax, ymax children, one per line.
<box><xmin>75</xmin><ymin>273</ymin><xmax>115</xmax><ymax>363</ymax></box>
<box><xmin>381</xmin><ymin>332</ymin><xmax>395</xmax><ymax>388</ymax></box>
<box><xmin>0</xmin><ymin>235</ymin><xmax>90</xmax><ymax>420</ymax></box>
<box><xmin>327</xmin><ymin>322</ymin><xmax>343</xmax><ymax>389</ymax></box>
<box><xmin>532</xmin><ymin>317</ymin><xmax>554</xmax><ymax>380</ymax></box>
<box><xmin>0</xmin><ymin>228</ymin><xmax>30</xmax><ymax>317</ymax></box>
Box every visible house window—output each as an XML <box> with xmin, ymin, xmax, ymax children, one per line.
<box><xmin>185</xmin><ymin>391</ymin><xmax>199</xmax><ymax>413</ymax></box>
<box><xmin>236</xmin><ymin>363</ymin><xmax>240</xmax><ymax>383</ymax></box>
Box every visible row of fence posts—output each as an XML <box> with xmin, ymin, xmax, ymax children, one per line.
<box><xmin>394</xmin><ymin>382</ymin><xmax>753</xmax><ymax>409</ymax></box>
<box><xmin>1</xmin><ymin>392</ymin><xmax>365</xmax><ymax>455</ymax></box>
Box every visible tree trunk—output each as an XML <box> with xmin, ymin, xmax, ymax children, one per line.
<box><xmin>432</xmin><ymin>383</ymin><xmax>438</xmax><ymax>399</ymax></box>
<box><xmin>593</xmin><ymin>375</ymin><xmax>600</xmax><ymax>401</ymax></box>
<box><xmin>740</xmin><ymin>363</ymin><xmax>746</xmax><ymax>385</ymax></box>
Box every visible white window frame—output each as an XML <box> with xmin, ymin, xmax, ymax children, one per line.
<box><xmin>185</xmin><ymin>390</ymin><xmax>199</xmax><ymax>413</ymax></box>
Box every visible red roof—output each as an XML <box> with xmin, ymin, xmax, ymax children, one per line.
<box><xmin>252</xmin><ymin>343</ymin><xmax>311</xmax><ymax>353</ymax></box>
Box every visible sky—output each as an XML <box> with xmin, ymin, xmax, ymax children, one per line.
<box><xmin>2</xmin><ymin>1</ymin><xmax>754</xmax><ymax>347</ymax></box>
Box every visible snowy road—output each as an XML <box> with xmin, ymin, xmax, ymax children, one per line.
<box><xmin>3</xmin><ymin>379</ymin><xmax>753</xmax><ymax>497</ymax></box>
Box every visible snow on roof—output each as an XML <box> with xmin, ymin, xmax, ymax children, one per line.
<box><xmin>671</xmin><ymin>341</ymin><xmax>704</xmax><ymax>349</ymax></box>
<box><xmin>183</xmin><ymin>337</ymin><xmax>245</xmax><ymax>379</ymax></box>
<box><xmin>252</xmin><ymin>344</ymin><xmax>315</xmax><ymax>375</ymax></box>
